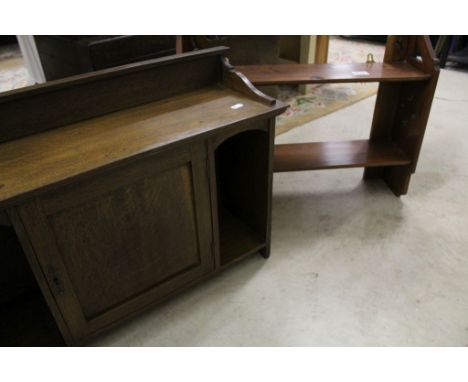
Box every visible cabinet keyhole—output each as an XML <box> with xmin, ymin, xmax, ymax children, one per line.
<box><xmin>49</xmin><ymin>268</ymin><xmax>65</xmax><ymax>295</ymax></box>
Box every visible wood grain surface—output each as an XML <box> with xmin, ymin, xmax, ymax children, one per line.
<box><xmin>236</xmin><ymin>62</ymin><xmax>430</xmax><ymax>85</ymax></box>
<box><xmin>274</xmin><ymin>140</ymin><xmax>411</xmax><ymax>172</ymax></box>
<box><xmin>0</xmin><ymin>87</ymin><xmax>284</xmax><ymax>209</ymax></box>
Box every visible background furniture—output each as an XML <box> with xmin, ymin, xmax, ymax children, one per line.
<box><xmin>434</xmin><ymin>36</ymin><xmax>468</xmax><ymax>68</ymax></box>
<box><xmin>18</xmin><ymin>35</ymin><xmax>284</xmax><ymax>84</ymax></box>
<box><xmin>190</xmin><ymin>36</ymin><xmax>282</xmax><ymax>97</ymax></box>
<box><xmin>33</xmin><ymin>35</ymin><xmax>177</xmax><ymax>81</ymax></box>
<box><xmin>237</xmin><ymin>36</ymin><xmax>439</xmax><ymax>196</ymax></box>
<box><xmin>192</xmin><ymin>36</ymin><xmax>329</xmax><ymax>95</ymax></box>
<box><xmin>279</xmin><ymin>36</ymin><xmax>330</xmax><ymax>94</ymax></box>
<box><xmin>190</xmin><ymin>36</ymin><xmax>281</xmax><ymax>65</ymax></box>
<box><xmin>0</xmin><ymin>47</ymin><xmax>286</xmax><ymax>345</ymax></box>
<box><xmin>279</xmin><ymin>36</ymin><xmax>330</xmax><ymax>65</ymax></box>
<box><xmin>0</xmin><ymin>36</ymin><xmax>17</xmax><ymax>46</ymax></box>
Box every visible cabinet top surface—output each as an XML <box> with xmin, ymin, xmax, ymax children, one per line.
<box><xmin>0</xmin><ymin>86</ymin><xmax>282</xmax><ymax>208</ymax></box>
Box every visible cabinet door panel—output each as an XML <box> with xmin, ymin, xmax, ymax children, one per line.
<box><xmin>16</xmin><ymin>143</ymin><xmax>213</xmax><ymax>342</ymax></box>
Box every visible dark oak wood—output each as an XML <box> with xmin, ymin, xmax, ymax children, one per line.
<box><xmin>191</xmin><ymin>36</ymin><xmax>281</xmax><ymax>66</ymax></box>
<box><xmin>0</xmin><ymin>37</ymin><xmax>439</xmax><ymax>345</ymax></box>
<box><xmin>222</xmin><ymin>57</ymin><xmax>276</xmax><ymax>105</ymax></box>
<box><xmin>0</xmin><ymin>47</ymin><xmax>228</xmax><ymax>143</ymax></box>
<box><xmin>237</xmin><ymin>35</ymin><xmax>438</xmax><ymax>197</ymax></box>
<box><xmin>208</xmin><ymin>120</ymin><xmax>274</xmax><ymax>267</ymax></box>
<box><xmin>218</xmin><ymin>207</ymin><xmax>265</xmax><ymax>266</ymax></box>
<box><xmin>1</xmin><ymin>48</ymin><xmax>286</xmax><ymax>345</ymax></box>
<box><xmin>274</xmin><ymin>140</ymin><xmax>411</xmax><ymax>172</ymax></box>
<box><xmin>35</xmin><ymin>36</ymin><xmax>178</xmax><ymax>81</ymax></box>
<box><xmin>15</xmin><ymin>143</ymin><xmax>214</xmax><ymax>342</ymax></box>
<box><xmin>236</xmin><ymin>62</ymin><xmax>430</xmax><ymax>86</ymax></box>
<box><xmin>363</xmin><ymin>36</ymin><xmax>440</xmax><ymax>196</ymax></box>
<box><xmin>0</xmin><ymin>87</ymin><xmax>284</xmax><ymax>210</ymax></box>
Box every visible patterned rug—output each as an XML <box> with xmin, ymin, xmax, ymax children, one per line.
<box><xmin>0</xmin><ymin>37</ymin><xmax>385</xmax><ymax>131</ymax></box>
<box><xmin>0</xmin><ymin>44</ymin><xmax>30</xmax><ymax>92</ymax></box>
<box><xmin>0</xmin><ymin>44</ymin><xmax>22</xmax><ymax>61</ymax></box>
<box><xmin>275</xmin><ymin>36</ymin><xmax>385</xmax><ymax>135</ymax></box>
<box><xmin>0</xmin><ymin>59</ymin><xmax>29</xmax><ymax>92</ymax></box>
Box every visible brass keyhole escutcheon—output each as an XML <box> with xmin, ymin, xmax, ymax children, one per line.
<box><xmin>366</xmin><ymin>53</ymin><xmax>375</xmax><ymax>64</ymax></box>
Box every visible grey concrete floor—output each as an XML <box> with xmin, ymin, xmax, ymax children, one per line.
<box><xmin>93</xmin><ymin>68</ymin><xmax>468</xmax><ymax>346</ymax></box>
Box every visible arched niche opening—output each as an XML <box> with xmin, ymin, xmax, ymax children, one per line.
<box><xmin>214</xmin><ymin>128</ymin><xmax>270</xmax><ymax>266</ymax></box>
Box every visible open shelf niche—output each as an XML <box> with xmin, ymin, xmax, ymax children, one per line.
<box><xmin>214</xmin><ymin>129</ymin><xmax>270</xmax><ymax>266</ymax></box>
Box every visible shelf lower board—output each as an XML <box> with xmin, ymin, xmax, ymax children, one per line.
<box><xmin>219</xmin><ymin>207</ymin><xmax>265</xmax><ymax>266</ymax></box>
<box><xmin>274</xmin><ymin>140</ymin><xmax>411</xmax><ymax>172</ymax></box>
<box><xmin>236</xmin><ymin>62</ymin><xmax>431</xmax><ymax>85</ymax></box>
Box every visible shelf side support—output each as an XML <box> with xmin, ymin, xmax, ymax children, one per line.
<box><xmin>221</xmin><ymin>57</ymin><xmax>278</xmax><ymax>106</ymax></box>
<box><xmin>364</xmin><ymin>35</ymin><xmax>440</xmax><ymax>196</ymax></box>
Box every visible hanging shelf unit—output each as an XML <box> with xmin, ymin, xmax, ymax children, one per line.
<box><xmin>236</xmin><ymin>35</ymin><xmax>440</xmax><ymax>196</ymax></box>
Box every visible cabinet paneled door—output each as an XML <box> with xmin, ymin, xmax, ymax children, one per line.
<box><xmin>16</xmin><ymin>142</ymin><xmax>214</xmax><ymax>341</ymax></box>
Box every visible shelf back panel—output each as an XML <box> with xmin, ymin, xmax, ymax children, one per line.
<box><xmin>0</xmin><ymin>47</ymin><xmax>228</xmax><ymax>144</ymax></box>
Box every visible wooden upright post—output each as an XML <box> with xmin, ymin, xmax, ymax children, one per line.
<box><xmin>363</xmin><ymin>36</ymin><xmax>440</xmax><ymax>196</ymax></box>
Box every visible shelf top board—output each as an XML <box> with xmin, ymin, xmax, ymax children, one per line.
<box><xmin>236</xmin><ymin>62</ymin><xmax>431</xmax><ymax>85</ymax></box>
<box><xmin>0</xmin><ymin>86</ymin><xmax>285</xmax><ymax>208</ymax></box>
